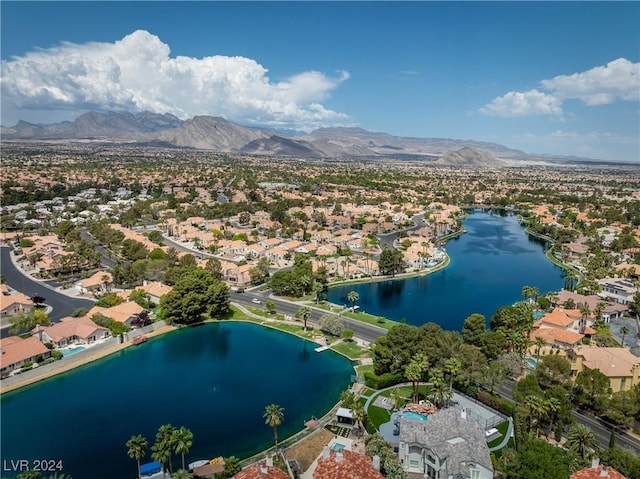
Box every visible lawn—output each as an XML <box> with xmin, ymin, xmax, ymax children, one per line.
<box><xmin>367</xmin><ymin>404</ymin><xmax>392</xmax><ymax>429</ymax></box>
<box><xmin>331</xmin><ymin>340</ymin><xmax>369</xmax><ymax>359</ymax></box>
<box><xmin>339</xmin><ymin>310</ymin><xmax>399</xmax><ymax>331</ymax></box>
<box><xmin>487</xmin><ymin>420</ymin><xmax>513</xmax><ymax>450</ymax></box>
<box><xmin>355</xmin><ymin>364</ymin><xmax>374</xmax><ymax>378</ymax></box>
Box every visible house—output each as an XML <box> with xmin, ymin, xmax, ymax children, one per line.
<box><xmin>597</xmin><ymin>278</ymin><xmax>637</xmax><ymax>305</ymax></box>
<box><xmin>553</xmin><ymin>291</ymin><xmax>628</xmax><ymax>322</ymax></box>
<box><xmin>398</xmin><ymin>407</ymin><xmax>493</xmax><ymax>479</ymax></box>
<box><xmin>568</xmin><ymin>345</ymin><xmax>640</xmax><ymax>393</ymax></box>
<box><xmin>32</xmin><ymin>316</ymin><xmax>110</xmax><ymax>348</ymax></box>
<box><xmin>0</xmin><ymin>292</ymin><xmax>34</xmax><ymax>318</ymax></box>
<box><xmin>313</xmin><ymin>448</ymin><xmax>383</xmax><ymax>479</ymax></box>
<box><xmin>232</xmin><ymin>457</ymin><xmax>290</xmax><ymax>479</ymax></box>
<box><xmin>336</xmin><ymin>407</ymin><xmax>355</xmax><ymax>425</ymax></box>
<box><xmin>571</xmin><ymin>458</ymin><xmax>627</xmax><ymax>479</ymax></box>
<box><xmin>76</xmin><ymin>271</ymin><xmax>112</xmax><ymax>295</ymax></box>
<box><xmin>88</xmin><ymin>301</ymin><xmax>145</xmax><ymax>328</ymax></box>
<box><xmin>0</xmin><ymin>335</ymin><xmax>50</xmax><ymax>377</ymax></box>
<box><xmin>138</xmin><ymin>281</ymin><xmax>173</xmax><ymax>304</ymax></box>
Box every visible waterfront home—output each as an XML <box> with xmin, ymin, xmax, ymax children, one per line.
<box><xmin>137</xmin><ymin>281</ymin><xmax>173</xmax><ymax>304</ymax></box>
<box><xmin>398</xmin><ymin>407</ymin><xmax>493</xmax><ymax>479</ymax></box>
<box><xmin>568</xmin><ymin>345</ymin><xmax>640</xmax><ymax>393</ymax></box>
<box><xmin>0</xmin><ymin>335</ymin><xmax>50</xmax><ymax>377</ymax></box>
<box><xmin>313</xmin><ymin>448</ymin><xmax>383</xmax><ymax>479</ymax></box>
<box><xmin>88</xmin><ymin>301</ymin><xmax>144</xmax><ymax>328</ymax></box>
<box><xmin>32</xmin><ymin>316</ymin><xmax>110</xmax><ymax>348</ymax></box>
<box><xmin>232</xmin><ymin>457</ymin><xmax>290</xmax><ymax>479</ymax></box>
<box><xmin>0</xmin><ymin>292</ymin><xmax>34</xmax><ymax>318</ymax></box>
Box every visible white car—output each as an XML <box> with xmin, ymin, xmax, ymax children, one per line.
<box><xmin>252</xmin><ymin>298</ymin><xmax>262</xmax><ymax>304</ymax></box>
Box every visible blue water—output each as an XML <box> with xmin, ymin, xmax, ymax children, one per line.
<box><xmin>403</xmin><ymin>411</ymin><xmax>428</xmax><ymax>421</ymax></box>
<box><xmin>330</xmin><ymin>442</ymin><xmax>346</xmax><ymax>451</ymax></box>
<box><xmin>1</xmin><ymin>322</ymin><xmax>354</xmax><ymax>479</ymax></box>
<box><xmin>328</xmin><ymin>211</ymin><xmax>565</xmax><ymax>331</ymax></box>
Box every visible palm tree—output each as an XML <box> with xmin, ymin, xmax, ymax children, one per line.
<box><xmin>295</xmin><ymin>306</ymin><xmax>312</xmax><ymax>331</ymax></box>
<box><xmin>429</xmin><ymin>369</ymin><xmax>451</xmax><ymax>408</ymax></box>
<box><xmin>151</xmin><ymin>441</ymin><xmax>171</xmax><ymax>479</ymax></box>
<box><xmin>263</xmin><ymin>404</ymin><xmax>285</xmax><ymax>452</ymax></box>
<box><xmin>544</xmin><ymin>397</ymin><xmax>561</xmax><ymax>437</ymax></box>
<box><xmin>171</xmin><ymin>470</ymin><xmax>193</xmax><ymax>479</ymax></box>
<box><xmin>126</xmin><ymin>434</ymin><xmax>148</xmax><ymax>479</ymax></box>
<box><xmin>405</xmin><ymin>361</ymin><xmax>423</xmax><ymax>404</ymax></box>
<box><xmin>567</xmin><ymin>424</ymin><xmax>598</xmax><ymax>460</ymax></box>
<box><xmin>524</xmin><ymin>395</ymin><xmax>547</xmax><ymax>436</ymax></box>
<box><xmin>155</xmin><ymin>424</ymin><xmax>177</xmax><ymax>474</ymax></box>
<box><xmin>389</xmin><ymin>387</ymin><xmax>402</xmax><ymax>410</ymax></box>
<box><xmin>347</xmin><ymin>290</ymin><xmax>359</xmax><ymax>311</ymax></box>
<box><xmin>172</xmin><ymin>427</ymin><xmax>193</xmax><ymax>472</ymax></box>
<box><xmin>444</xmin><ymin>357</ymin><xmax>461</xmax><ymax>401</ymax></box>
<box><xmin>352</xmin><ymin>402</ymin><xmax>366</xmax><ymax>437</ymax></box>
<box><xmin>620</xmin><ymin>325</ymin><xmax>630</xmax><ymax>347</ymax></box>
<box><xmin>534</xmin><ymin>336</ymin><xmax>546</xmax><ymax>361</ymax></box>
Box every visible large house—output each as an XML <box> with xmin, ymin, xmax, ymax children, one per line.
<box><xmin>313</xmin><ymin>448</ymin><xmax>383</xmax><ymax>479</ymax></box>
<box><xmin>88</xmin><ymin>301</ymin><xmax>145</xmax><ymax>328</ymax></box>
<box><xmin>232</xmin><ymin>457</ymin><xmax>290</xmax><ymax>479</ymax></box>
<box><xmin>568</xmin><ymin>345</ymin><xmax>640</xmax><ymax>393</ymax></box>
<box><xmin>571</xmin><ymin>458</ymin><xmax>627</xmax><ymax>479</ymax></box>
<box><xmin>398</xmin><ymin>407</ymin><xmax>494</xmax><ymax>479</ymax></box>
<box><xmin>0</xmin><ymin>335</ymin><xmax>50</xmax><ymax>377</ymax></box>
<box><xmin>32</xmin><ymin>316</ymin><xmax>110</xmax><ymax>348</ymax></box>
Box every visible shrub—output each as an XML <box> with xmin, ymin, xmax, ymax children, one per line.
<box><xmin>364</xmin><ymin>371</ymin><xmax>404</xmax><ymax>389</ymax></box>
<box><xmin>51</xmin><ymin>350</ymin><xmax>63</xmax><ymax>360</ymax></box>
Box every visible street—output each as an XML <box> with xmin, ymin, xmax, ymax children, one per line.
<box><xmin>0</xmin><ymin>247</ymin><xmax>94</xmax><ymax>330</ymax></box>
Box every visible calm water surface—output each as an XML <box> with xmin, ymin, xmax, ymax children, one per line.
<box><xmin>1</xmin><ymin>322</ymin><xmax>353</xmax><ymax>479</ymax></box>
<box><xmin>328</xmin><ymin>211</ymin><xmax>565</xmax><ymax>330</ymax></box>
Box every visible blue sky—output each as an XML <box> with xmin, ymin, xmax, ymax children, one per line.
<box><xmin>1</xmin><ymin>1</ymin><xmax>639</xmax><ymax>162</ymax></box>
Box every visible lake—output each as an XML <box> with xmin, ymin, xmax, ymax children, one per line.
<box><xmin>0</xmin><ymin>322</ymin><xmax>354</xmax><ymax>479</ymax></box>
<box><xmin>328</xmin><ymin>211</ymin><xmax>566</xmax><ymax>330</ymax></box>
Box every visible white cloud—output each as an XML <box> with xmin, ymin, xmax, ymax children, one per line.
<box><xmin>1</xmin><ymin>30</ymin><xmax>350</xmax><ymax>130</ymax></box>
<box><xmin>480</xmin><ymin>58</ymin><xmax>639</xmax><ymax>117</ymax></box>
<box><xmin>541</xmin><ymin>58</ymin><xmax>640</xmax><ymax>105</ymax></box>
<box><xmin>480</xmin><ymin>89</ymin><xmax>562</xmax><ymax>117</ymax></box>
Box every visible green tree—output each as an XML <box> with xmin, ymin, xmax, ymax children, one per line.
<box><xmin>220</xmin><ymin>456</ymin><xmax>241</xmax><ymax>478</ymax></box>
<box><xmin>352</xmin><ymin>401</ymin><xmax>366</xmax><ymax>437</ymax></box>
<box><xmin>126</xmin><ymin>434</ymin><xmax>148</xmax><ymax>479</ymax></box>
<box><xmin>205</xmin><ymin>257</ymin><xmax>223</xmax><ymax>281</ymax></box>
<box><xmin>619</xmin><ymin>325</ymin><xmax>630</xmax><ymax>347</ymax></box>
<box><xmin>513</xmin><ymin>374</ymin><xmax>544</xmax><ymax>404</ymax></box>
<box><xmin>575</xmin><ymin>368</ymin><xmax>611</xmax><ymax>409</ymax></box>
<box><xmin>318</xmin><ymin>314</ymin><xmax>344</xmax><ymax>337</ymax></box>
<box><xmin>265</xmin><ymin>300</ymin><xmax>276</xmax><ymax>315</ymax></box>
<box><xmin>444</xmin><ymin>357</ymin><xmax>461</xmax><ymax>400</ymax></box>
<box><xmin>155</xmin><ymin>424</ymin><xmax>177</xmax><ymax>475</ymax></box>
<box><xmin>511</xmin><ymin>437</ymin><xmax>573</xmax><ymax>479</ymax></box>
<box><xmin>378</xmin><ymin>246</ymin><xmax>405</xmax><ymax>276</ymax></box>
<box><xmin>295</xmin><ymin>306</ymin><xmax>312</xmax><ymax>331</ymax></box>
<box><xmin>9</xmin><ymin>308</ymin><xmax>51</xmax><ymax>334</ymax></box>
<box><xmin>536</xmin><ymin>354</ymin><xmax>572</xmax><ymax>389</ymax></box>
<box><xmin>263</xmin><ymin>404</ymin><xmax>285</xmax><ymax>452</ymax></box>
<box><xmin>172</xmin><ymin>426</ymin><xmax>193</xmax><ymax>472</ymax></box>
<box><xmin>534</xmin><ymin>336</ymin><xmax>546</xmax><ymax>361</ymax></box>
<box><xmin>461</xmin><ymin>313</ymin><xmax>486</xmax><ymax>346</ymax></box>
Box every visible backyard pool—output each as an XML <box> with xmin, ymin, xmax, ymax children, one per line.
<box><xmin>61</xmin><ymin>346</ymin><xmax>86</xmax><ymax>356</ymax></box>
<box><xmin>403</xmin><ymin>411</ymin><xmax>428</xmax><ymax>421</ymax></box>
<box><xmin>330</xmin><ymin>443</ymin><xmax>346</xmax><ymax>451</ymax></box>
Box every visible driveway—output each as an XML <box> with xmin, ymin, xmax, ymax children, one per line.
<box><xmin>0</xmin><ymin>247</ymin><xmax>95</xmax><ymax>334</ymax></box>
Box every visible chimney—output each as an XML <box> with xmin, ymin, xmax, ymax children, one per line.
<box><xmin>599</xmin><ymin>469</ymin><xmax>609</xmax><ymax>478</ymax></box>
<box><xmin>266</xmin><ymin>454</ymin><xmax>273</xmax><ymax>467</ymax></box>
<box><xmin>336</xmin><ymin>452</ymin><xmax>343</xmax><ymax>463</ymax></box>
<box><xmin>461</xmin><ymin>408</ymin><xmax>467</xmax><ymax>420</ymax></box>
<box><xmin>322</xmin><ymin>446</ymin><xmax>329</xmax><ymax>459</ymax></box>
<box><xmin>372</xmin><ymin>455</ymin><xmax>381</xmax><ymax>471</ymax></box>
<box><xmin>591</xmin><ymin>458</ymin><xmax>600</xmax><ymax>469</ymax></box>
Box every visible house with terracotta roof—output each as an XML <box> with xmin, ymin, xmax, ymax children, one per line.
<box><xmin>138</xmin><ymin>281</ymin><xmax>173</xmax><ymax>304</ymax></box>
<box><xmin>398</xmin><ymin>407</ymin><xmax>493</xmax><ymax>479</ymax></box>
<box><xmin>313</xmin><ymin>448</ymin><xmax>383</xmax><ymax>479</ymax></box>
<box><xmin>76</xmin><ymin>270</ymin><xmax>112</xmax><ymax>295</ymax></box>
<box><xmin>571</xmin><ymin>458</ymin><xmax>627</xmax><ymax>479</ymax></box>
<box><xmin>88</xmin><ymin>301</ymin><xmax>145</xmax><ymax>328</ymax></box>
<box><xmin>0</xmin><ymin>292</ymin><xmax>34</xmax><ymax>318</ymax></box>
<box><xmin>1</xmin><ymin>335</ymin><xmax>50</xmax><ymax>377</ymax></box>
<box><xmin>32</xmin><ymin>316</ymin><xmax>110</xmax><ymax>348</ymax></box>
<box><xmin>553</xmin><ymin>290</ymin><xmax>628</xmax><ymax>323</ymax></box>
<box><xmin>232</xmin><ymin>457</ymin><xmax>290</xmax><ymax>479</ymax></box>
<box><xmin>568</xmin><ymin>345</ymin><xmax>640</xmax><ymax>393</ymax></box>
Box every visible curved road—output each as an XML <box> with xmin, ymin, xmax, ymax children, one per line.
<box><xmin>0</xmin><ymin>247</ymin><xmax>94</xmax><ymax>329</ymax></box>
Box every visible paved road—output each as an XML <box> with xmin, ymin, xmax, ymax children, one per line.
<box><xmin>79</xmin><ymin>229</ymin><xmax>123</xmax><ymax>269</ymax></box>
<box><xmin>0</xmin><ymin>247</ymin><xmax>95</xmax><ymax>330</ymax></box>
<box><xmin>496</xmin><ymin>379</ymin><xmax>640</xmax><ymax>454</ymax></box>
<box><xmin>232</xmin><ymin>292</ymin><xmax>387</xmax><ymax>344</ymax></box>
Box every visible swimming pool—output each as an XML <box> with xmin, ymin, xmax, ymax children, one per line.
<box><xmin>403</xmin><ymin>411</ymin><xmax>428</xmax><ymax>421</ymax></box>
<box><xmin>330</xmin><ymin>443</ymin><xmax>346</xmax><ymax>451</ymax></box>
<box><xmin>525</xmin><ymin>357</ymin><xmax>538</xmax><ymax>369</ymax></box>
<box><xmin>61</xmin><ymin>346</ymin><xmax>86</xmax><ymax>357</ymax></box>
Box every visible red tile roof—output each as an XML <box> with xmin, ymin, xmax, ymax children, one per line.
<box><xmin>232</xmin><ymin>461</ymin><xmax>290</xmax><ymax>479</ymax></box>
<box><xmin>1</xmin><ymin>335</ymin><xmax>49</xmax><ymax>369</ymax></box>
<box><xmin>571</xmin><ymin>464</ymin><xmax>627</xmax><ymax>479</ymax></box>
<box><xmin>313</xmin><ymin>450</ymin><xmax>383</xmax><ymax>479</ymax></box>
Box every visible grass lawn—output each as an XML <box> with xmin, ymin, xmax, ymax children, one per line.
<box><xmin>339</xmin><ymin>310</ymin><xmax>398</xmax><ymax>331</ymax></box>
<box><xmin>355</xmin><ymin>364</ymin><xmax>374</xmax><ymax>378</ymax></box>
<box><xmin>487</xmin><ymin>420</ymin><xmax>512</xmax><ymax>449</ymax></box>
<box><xmin>368</xmin><ymin>404</ymin><xmax>391</xmax><ymax>429</ymax></box>
<box><xmin>331</xmin><ymin>340</ymin><xmax>368</xmax><ymax>359</ymax></box>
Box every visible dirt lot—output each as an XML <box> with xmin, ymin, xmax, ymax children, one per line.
<box><xmin>285</xmin><ymin>428</ymin><xmax>334</xmax><ymax>472</ymax></box>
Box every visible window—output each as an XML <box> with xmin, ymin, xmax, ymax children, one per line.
<box><xmin>620</xmin><ymin>378</ymin><xmax>626</xmax><ymax>390</ymax></box>
<box><xmin>409</xmin><ymin>460</ymin><xmax>420</xmax><ymax>467</ymax></box>
<box><xmin>471</xmin><ymin>469</ymin><xmax>480</xmax><ymax>479</ymax></box>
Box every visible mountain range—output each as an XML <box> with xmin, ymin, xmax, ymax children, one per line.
<box><xmin>0</xmin><ymin>110</ymin><xmax>605</xmax><ymax>166</ymax></box>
